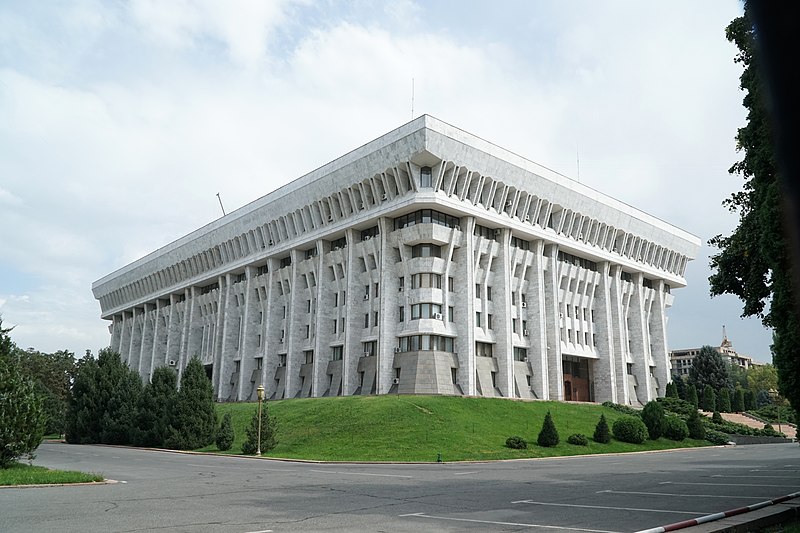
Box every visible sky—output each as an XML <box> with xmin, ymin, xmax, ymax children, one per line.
<box><xmin>0</xmin><ymin>0</ymin><xmax>772</xmax><ymax>362</ymax></box>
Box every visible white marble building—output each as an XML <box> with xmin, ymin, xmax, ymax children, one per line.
<box><xmin>92</xmin><ymin>116</ymin><xmax>700</xmax><ymax>405</ymax></box>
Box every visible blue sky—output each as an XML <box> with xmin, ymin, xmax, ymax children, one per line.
<box><xmin>0</xmin><ymin>0</ymin><xmax>770</xmax><ymax>361</ymax></box>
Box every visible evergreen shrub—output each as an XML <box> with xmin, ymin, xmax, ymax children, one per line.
<box><xmin>663</xmin><ymin>417</ymin><xmax>689</xmax><ymax>441</ymax></box>
<box><xmin>612</xmin><ymin>416</ymin><xmax>648</xmax><ymax>444</ymax></box>
<box><xmin>641</xmin><ymin>400</ymin><xmax>665</xmax><ymax>440</ymax></box>
<box><xmin>505</xmin><ymin>435</ymin><xmax>527</xmax><ymax>449</ymax></box>
<box><xmin>216</xmin><ymin>412</ymin><xmax>235</xmax><ymax>451</ymax></box>
<box><xmin>567</xmin><ymin>433</ymin><xmax>588</xmax><ymax>446</ymax></box>
<box><xmin>686</xmin><ymin>409</ymin><xmax>706</xmax><ymax>440</ymax></box>
<box><xmin>705</xmin><ymin>429</ymin><xmax>730</xmax><ymax>445</ymax></box>
<box><xmin>593</xmin><ymin>414</ymin><xmax>611</xmax><ymax>444</ymax></box>
<box><xmin>537</xmin><ymin>411</ymin><xmax>559</xmax><ymax>447</ymax></box>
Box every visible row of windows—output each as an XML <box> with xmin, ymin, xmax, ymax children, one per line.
<box><xmin>558</xmin><ymin>251</ymin><xmax>598</xmax><ymax>272</ymax></box>
<box><xmin>398</xmin><ymin>304</ymin><xmax>454</xmax><ymax>322</ymax></box>
<box><xmin>411</xmin><ymin>243</ymin><xmax>441</xmax><ymax>258</ymax></box>
<box><xmin>394</xmin><ymin>209</ymin><xmax>461</xmax><ymax>230</ymax></box>
<box><xmin>398</xmin><ymin>335</ymin><xmax>455</xmax><ymax>352</ymax></box>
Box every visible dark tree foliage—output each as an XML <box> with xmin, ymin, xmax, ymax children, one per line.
<box><xmin>641</xmin><ymin>400</ymin><xmax>665</xmax><ymax>440</ymax></box>
<box><xmin>593</xmin><ymin>414</ymin><xmax>611</xmax><ymax>444</ymax></box>
<box><xmin>65</xmin><ymin>353</ymin><xmax>101</xmax><ymax>444</ymax></box>
<box><xmin>687</xmin><ymin>384</ymin><xmax>699</xmax><ymax>408</ymax></box>
<box><xmin>709</xmin><ymin>3</ymin><xmax>800</xmax><ymax>415</ymax></box>
<box><xmin>665</xmin><ymin>382</ymin><xmax>678</xmax><ymax>399</ymax></box>
<box><xmin>133</xmin><ymin>366</ymin><xmax>178</xmax><ymax>447</ymax></box>
<box><xmin>756</xmin><ymin>389</ymin><xmax>772</xmax><ymax>408</ymax></box>
<box><xmin>702</xmin><ymin>385</ymin><xmax>717</xmax><ymax>412</ymax></box>
<box><xmin>166</xmin><ymin>357</ymin><xmax>217</xmax><ymax>450</ymax></box>
<box><xmin>689</xmin><ymin>346</ymin><xmax>732</xmax><ymax>393</ymax></box>
<box><xmin>718</xmin><ymin>388</ymin><xmax>732</xmax><ymax>413</ymax></box>
<box><xmin>0</xmin><ymin>318</ymin><xmax>45</xmax><ymax>467</ymax></box>
<box><xmin>242</xmin><ymin>402</ymin><xmax>277</xmax><ymax>454</ymax></box>
<box><xmin>65</xmin><ymin>349</ymin><xmax>142</xmax><ymax>445</ymax></box>
<box><xmin>733</xmin><ymin>387</ymin><xmax>746</xmax><ymax>412</ymax></box>
<box><xmin>687</xmin><ymin>409</ymin><xmax>706</xmax><ymax>440</ymax></box>
<box><xmin>611</xmin><ymin>416</ymin><xmax>648</xmax><ymax>444</ymax></box>
<box><xmin>673</xmin><ymin>376</ymin><xmax>688</xmax><ymax>401</ymax></box>
<box><xmin>744</xmin><ymin>389</ymin><xmax>757</xmax><ymax>410</ymax></box>
<box><xmin>537</xmin><ymin>411</ymin><xmax>559</xmax><ymax>447</ymax></box>
<box><xmin>216</xmin><ymin>412</ymin><xmax>235</xmax><ymax>451</ymax></box>
<box><xmin>663</xmin><ymin>417</ymin><xmax>689</xmax><ymax>441</ymax></box>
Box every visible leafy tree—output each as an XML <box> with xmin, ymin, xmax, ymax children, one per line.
<box><xmin>747</xmin><ymin>364</ymin><xmax>778</xmax><ymax>394</ymax></box>
<box><xmin>709</xmin><ymin>3</ymin><xmax>800</xmax><ymax>416</ymax></box>
<box><xmin>756</xmin><ymin>389</ymin><xmax>772</xmax><ymax>408</ymax></box>
<box><xmin>687</xmin><ymin>409</ymin><xmax>706</xmax><ymax>440</ymax></box>
<box><xmin>0</xmin><ymin>318</ymin><xmax>45</xmax><ymax>468</ymax></box>
<box><xmin>537</xmin><ymin>411</ymin><xmax>559</xmax><ymax>447</ymax></box>
<box><xmin>718</xmin><ymin>388</ymin><xmax>732</xmax><ymax>413</ymax></box>
<box><xmin>744</xmin><ymin>389</ymin><xmax>757</xmax><ymax>410</ymax></box>
<box><xmin>687</xmin><ymin>384</ymin><xmax>699</xmax><ymax>408</ymax></box>
<box><xmin>728</xmin><ymin>363</ymin><xmax>748</xmax><ymax>390</ymax></box>
<box><xmin>133</xmin><ymin>366</ymin><xmax>178</xmax><ymax>447</ymax></box>
<box><xmin>166</xmin><ymin>357</ymin><xmax>217</xmax><ymax>450</ymax></box>
<box><xmin>17</xmin><ymin>349</ymin><xmax>76</xmax><ymax>436</ymax></box>
<box><xmin>702</xmin><ymin>385</ymin><xmax>716</xmax><ymax>412</ymax></box>
<box><xmin>593</xmin><ymin>414</ymin><xmax>611</xmax><ymax>444</ymax></box>
<box><xmin>641</xmin><ymin>400</ymin><xmax>665</xmax><ymax>440</ymax></box>
<box><xmin>689</xmin><ymin>346</ymin><xmax>731</xmax><ymax>393</ymax></box>
<box><xmin>242</xmin><ymin>402</ymin><xmax>277</xmax><ymax>454</ymax></box>
<box><xmin>733</xmin><ymin>387</ymin><xmax>746</xmax><ymax>412</ymax></box>
<box><xmin>216</xmin><ymin>412</ymin><xmax>235</xmax><ymax>451</ymax></box>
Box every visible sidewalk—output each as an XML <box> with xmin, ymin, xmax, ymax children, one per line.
<box><xmin>706</xmin><ymin>411</ymin><xmax>797</xmax><ymax>440</ymax></box>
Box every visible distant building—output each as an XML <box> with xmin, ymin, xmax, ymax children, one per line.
<box><xmin>93</xmin><ymin>116</ymin><xmax>700</xmax><ymax>405</ymax></box>
<box><xmin>670</xmin><ymin>327</ymin><xmax>760</xmax><ymax>377</ymax></box>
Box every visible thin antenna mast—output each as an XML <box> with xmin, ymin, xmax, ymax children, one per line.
<box><xmin>576</xmin><ymin>144</ymin><xmax>581</xmax><ymax>182</ymax></box>
<box><xmin>216</xmin><ymin>192</ymin><xmax>226</xmax><ymax>216</ymax></box>
<box><xmin>411</xmin><ymin>77</ymin><xmax>415</xmax><ymax>119</ymax></box>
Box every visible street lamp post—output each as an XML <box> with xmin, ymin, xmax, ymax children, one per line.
<box><xmin>256</xmin><ymin>385</ymin><xmax>265</xmax><ymax>456</ymax></box>
<box><xmin>769</xmin><ymin>388</ymin><xmax>782</xmax><ymax>434</ymax></box>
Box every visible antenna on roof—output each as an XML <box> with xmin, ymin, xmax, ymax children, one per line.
<box><xmin>411</xmin><ymin>77</ymin><xmax>415</xmax><ymax>119</ymax></box>
<box><xmin>576</xmin><ymin>144</ymin><xmax>581</xmax><ymax>182</ymax></box>
<box><xmin>216</xmin><ymin>193</ymin><xmax>226</xmax><ymax>216</ymax></box>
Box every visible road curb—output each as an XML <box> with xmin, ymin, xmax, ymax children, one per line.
<box><xmin>0</xmin><ymin>479</ymin><xmax>120</xmax><ymax>489</ymax></box>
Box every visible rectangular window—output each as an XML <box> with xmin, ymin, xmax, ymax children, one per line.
<box><xmin>258</xmin><ymin>311</ymin><xmax>263</xmax><ymax>324</ymax></box>
<box><xmin>304</xmin><ymin>350</ymin><xmax>314</xmax><ymax>364</ymax></box>
<box><xmin>334</xmin><ymin>293</ymin><xmax>339</xmax><ymax>307</ymax></box>
<box><xmin>257</xmin><ymin>334</ymin><xmax>261</xmax><ymax>347</ymax></box>
<box><xmin>305</xmin><ymin>246</ymin><xmax>317</xmax><ymax>259</ymax></box>
<box><xmin>513</xmin><ymin>347</ymin><xmax>527</xmax><ymax>361</ymax></box>
<box><xmin>364</xmin><ymin>313</ymin><xmax>369</xmax><ymax>328</ymax></box>
<box><xmin>448</xmin><ymin>306</ymin><xmax>454</xmax><ymax>322</ymax></box>
<box><xmin>448</xmin><ymin>277</ymin><xmax>454</xmax><ymax>292</ymax></box>
<box><xmin>333</xmin><ymin>319</ymin><xmax>337</xmax><ymax>334</ymax></box>
<box><xmin>364</xmin><ymin>285</ymin><xmax>370</xmax><ymax>299</ymax></box>
<box><xmin>475</xmin><ymin>284</ymin><xmax>481</xmax><ymax>298</ymax></box>
<box><xmin>398</xmin><ymin>276</ymin><xmax>404</xmax><ymax>291</ymax></box>
<box><xmin>512</xmin><ymin>318</ymin><xmax>518</xmax><ymax>333</ymax></box>
<box><xmin>282</xmin><ymin>306</ymin><xmax>286</xmax><ymax>319</ymax></box>
<box><xmin>475</xmin><ymin>312</ymin><xmax>481</xmax><ymax>327</ymax></box>
<box><xmin>487</xmin><ymin>314</ymin><xmax>493</xmax><ymax>330</ymax></box>
<box><xmin>511</xmin><ymin>293</ymin><xmax>516</xmax><ymax>305</ymax></box>
<box><xmin>486</xmin><ymin>286</ymin><xmax>492</xmax><ymax>301</ymax></box>
<box><xmin>411</xmin><ymin>243</ymin><xmax>441</xmax><ymax>258</ymax></box>
<box><xmin>305</xmin><ymin>325</ymin><xmax>310</xmax><ymax>339</ymax></box>
<box><xmin>307</xmin><ymin>299</ymin><xmax>312</xmax><ymax>313</ymax></box>
<box><xmin>280</xmin><ymin>256</ymin><xmax>292</xmax><ymax>269</ymax></box>
<box><xmin>521</xmin><ymin>293</ymin><xmax>527</xmax><ymax>305</ymax></box>
<box><xmin>399</xmin><ymin>306</ymin><xmax>405</xmax><ymax>322</ymax></box>
<box><xmin>585</xmin><ymin>332</ymin><xmax>590</xmax><ymax>345</ymax></box>
<box><xmin>420</xmin><ymin>166</ymin><xmax>432</xmax><ymax>187</ymax></box>
<box><xmin>255</xmin><ymin>357</ymin><xmax>263</xmax><ymax>369</ymax></box>
<box><xmin>340</xmin><ymin>317</ymin><xmax>344</xmax><ymax>332</ymax></box>
<box><xmin>374</xmin><ymin>282</ymin><xmax>379</xmax><ymax>298</ymax></box>
<box><xmin>332</xmin><ymin>345</ymin><xmax>343</xmax><ymax>361</ymax></box>
<box><xmin>476</xmin><ymin>342</ymin><xmax>493</xmax><ymax>357</ymax></box>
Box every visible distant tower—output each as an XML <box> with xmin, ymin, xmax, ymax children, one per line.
<box><xmin>720</xmin><ymin>325</ymin><xmax>733</xmax><ymax>350</ymax></box>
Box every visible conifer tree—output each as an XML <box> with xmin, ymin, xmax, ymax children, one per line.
<box><xmin>732</xmin><ymin>387</ymin><xmax>745</xmax><ymax>412</ymax></box>
<box><xmin>687</xmin><ymin>384</ymin><xmax>699</xmax><ymax>408</ymax></box>
<box><xmin>717</xmin><ymin>388</ymin><xmax>732</xmax><ymax>413</ymax></box>
<box><xmin>593</xmin><ymin>414</ymin><xmax>611</xmax><ymax>444</ymax></box>
<box><xmin>687</xmin><ymin>409</ymin><xmax>706</xmax><ymax>440</ymax></box>
<box><xmin>242</xmin><ymin>402</ymin><xmax>277</xmax><ymax>454</ymax></box>
<box><xmin>702</xmin><ymin>385</ymin><xmax>716</xmax><ymax>412</ymax></box>
<box><xmin>216</xmin><ymin>412</ymin><xmax>235</xmax><ymax>451</ymax></box>
<box><xmin>537</xmin><ymin>411</ymin><xmax>559</xmax><ymax>447</ymax></box>
<box><xmin>166</xmin><ymin>357</ymin><xmax>217</xmax><ymax>450</ymax></box>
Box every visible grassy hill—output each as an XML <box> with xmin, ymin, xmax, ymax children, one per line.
<box><xmin>197</xmin><ymin>395</ymin><xmax>710</xmax><ymax>462</ymax></box>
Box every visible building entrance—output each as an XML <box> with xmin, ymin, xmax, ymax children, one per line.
<box><xmin>562</xmin><ymin>357</ymin><xmax>591</xmax><ymax>402</ymax></box>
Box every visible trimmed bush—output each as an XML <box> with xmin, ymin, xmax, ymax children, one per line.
<box><xmin>567</xmin><ymin>433</ymin><xmax>588</xmax><ymax>446</ymax></box>
<box><xmin>641</xmin><ymin>400</ymin><xmax>665</xmax><ymax>440</ymax></box>
<box><xmin>711</xmin><ymin>411</ymin><xmax>723</xmax><ymax>424</ymax></box>
<box><xmin>656</xmin><ymin>397</ymin><xmax>697</xmax><ymax>418</ymax></box>
<box><xmin>663</xmin><ymin>417</ymin><xmax>689</xmax><ymax>441</ymax></box>
<box><xmin>612</xmin><ymin>416</ymin><xmax>648</xmax><ymax>444</ymax></box>
<box><xmin>505</xmin><ymin>435</ymin><xmax>527</xmax><ymax>449</ymax></box>
<box><xmin>215</xmin><ymin>413</ymin><xmax>234</xmax><ymax>451</ymax></box>
<box><xmin>705</xmin><ymin>429</ymin><xmax>730</xmax><ymax>445</ymax></box>
<box><xmin>594</xmin><ymin>414</ymin><xmax>611</xmax><ymax>444</ymax></box>
<box><xmin>687</xmin><ymin>409</ymin><xmax>706</xmax><ymax>440</ymax></box>
<box><xmin>537</xmin><ymin>411</ymin><xmax>559</xmax><ymax>447</ymax></box>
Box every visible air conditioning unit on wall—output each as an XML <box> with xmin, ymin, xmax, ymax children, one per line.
<box><xmin>521</xmin><ymin>302</ymin><xmax>527</xmax><ymax>308</ymax></box>
<box><xmin>523</xmin><ymin>329</ymin><xmax>529</xmax><ymax>337</ymax></box>
<box><xmin>434</xmin><ymin>313</ymin><xmax>443</xmax><ymax>320</ymax></box>
<box><xmin>168</xmin><ymin>359</ymin><xmax>177</xmax><ymax>366</ymax></box>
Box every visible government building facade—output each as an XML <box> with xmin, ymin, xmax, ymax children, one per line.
<box><xmin>92</xmin><ymin>116</ymin><xmax>700</xmax><ymax>405</ymax></box>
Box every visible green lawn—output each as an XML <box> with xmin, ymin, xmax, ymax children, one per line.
<box><xmin>0</xmin><ymin>463</ymin><xmax>104</xmax><ymax>486</ymax></box>
<box><xmin>197</xmin><ymin>395</ymin><xmax>710</xmax><ymax>461</ymax></box>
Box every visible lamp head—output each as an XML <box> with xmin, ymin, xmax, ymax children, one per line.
<box><xmin>257</xmin><ymin>385</ymin><xmax>265</xmax><ymax>401</ymax></box>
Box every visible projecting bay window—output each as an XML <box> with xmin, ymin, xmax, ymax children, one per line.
<box><xmin>397</xmin><ymin>335</ymin><xmax>455</xmax><ymax>352</ymax></box>
<box><xmin>420</xmin><ymin>166</ymin><xmax>432</xmax><ymax>188</ymax></box>
<box><xmin>411</xmin><ymin>243</ymin><xmax>441</xmax><ymax>258</ymax></box>
<box><xmin>411</xmin><ymin>273</ymin><xmax>441</xmax><ymax>289</ymax></box>
<box><xmin>410</xmin><ymin>303</ymin><xmax>442</xmax><ymax>320</ymax></box>
<box><xmin>513</xmin><ymin>347</ymin><xmax>527</xmax><ymax>361</ymax></box>
<box><xmin>394</xmin><ymin>210</ymin><xmax>460</xmax><ymax>230</ymax></box>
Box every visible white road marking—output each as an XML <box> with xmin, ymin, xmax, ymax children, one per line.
<box><xmin>661</xmin><ymin>481</ymin><xmax>800</xmax><ymax>488</ymax></box>
<box><xmin>597</xmin><ymin>490</ymin><xmax>760</xmax><ymax>500</ymax></box>
<box><xmin>187</xmin><ymin>464</ymin><xmax>208</xmax><ymax>467</ymax></box>
<box><xmin>244</xmin><ymin>529</ymin><xmax>273</xmax><ymax>533</ymax></box>
<box><xmin>398</xmin><ymin>512</ymin><xmax>619</xmax><ymax>532</ymax></box>
<box><xmin>712</xmin><ymin>474</ymin><xmax>798</xmax><ymax>479</ymax></box>
<box><xmin>310</xmin><ymin>469</ymin><xmax>412</xmax><ymax>479</ymax></box>
<box><xmin>751</xmin><ymin>469</ymin><xmax>800</xmax><ymax>472</ymax></box>
<box><xmin>453</xmin><ymin>471</ymin><xmax>480</xmax><ymax>476</ymax></box>
<box><xmin>512</xmin><ymin>500</ymin><xmax>707</xmax><ymax>515</ymax></box>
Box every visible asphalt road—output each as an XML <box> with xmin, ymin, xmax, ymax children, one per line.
<box><xmin>1</xmin><ymin>442</ymin><xmax>798</xmax><ymax>532</ymax></box>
